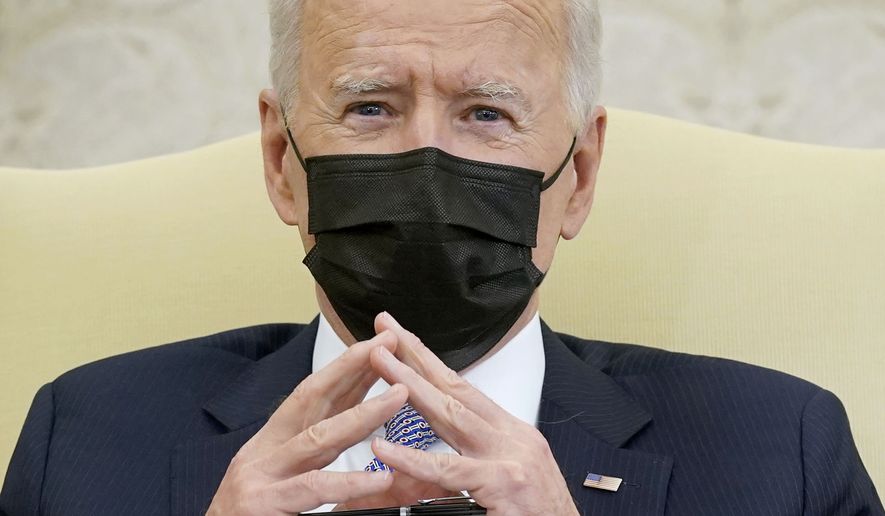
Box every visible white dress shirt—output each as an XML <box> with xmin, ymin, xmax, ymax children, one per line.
<box><xmin>308</xmin><ymin>312</ymin><xmax>546</xmax><ymax>513</ymax></box>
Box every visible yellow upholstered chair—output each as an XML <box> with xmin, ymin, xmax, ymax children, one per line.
<box><xmin>1</xmin><ymin>109</ymin><xmax>883</xmax><ymax>488</ymax></box>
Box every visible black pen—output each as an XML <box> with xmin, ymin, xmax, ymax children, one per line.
<box><xmin>323</xmin><ymin>495</ymin><xmax>487</xmax><ymax>515</ymax></box>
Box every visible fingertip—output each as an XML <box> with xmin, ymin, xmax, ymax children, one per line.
<box><xmin>370</xmin><ymin>329</ymin><xmax>397</xmax><ymax>351</ymax></box>
<box><xmin>387</xmin><ymin>382</ymin><xmax>408</xmax><ymax>401</ymax></box>
<box><xmin>371</xmin><ymin>440</ymin><xmax>410</xmax><ymax>476</ymax></box>
<box><xmin>379</xmin><ymin>311</ymin><xmax>402</xmax><ymax>330</ymax></box>
<box><xmin>377</xmin><ymin>382</ymin><xmax>406</xmax><ymax>403</ymax></box>
<box><xmin>372</xmin><ymin>436</ymin><xmax>396</xmax><ymax>456</ymax></box>
<box><xmin>373</xmin><ymin>312</ymin><xmax>390</xmax><ymax>334</ymax></box>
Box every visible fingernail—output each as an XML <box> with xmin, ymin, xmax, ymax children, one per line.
<box><xmin>374</xmin><ymin>437</ymin><xmax>394</xmax><ymax>450</ymax></box>
<box><xmin>370</xmin><ymin>468</ymin><xmax>391</xmax><ymax>480</ymax></box>
<box><xmin>381</xmin><ymin>385</ymin><xmax>400</xmax><ymax>400</ymax></box>
<box><xmin>377</xmin><ymin>346</ymin><xmax>394</xmax><ymax>362</ymax></box>
<box><xmin>373</xmin><ymin>331</ymin><xmax>394</xmax><ymax>350</ymax></box>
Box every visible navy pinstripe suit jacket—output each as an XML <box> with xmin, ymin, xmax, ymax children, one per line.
<box><xmin>1</xmin><ymin>319</ymin><xmax>882</xmax><ymax>515</ymax></box>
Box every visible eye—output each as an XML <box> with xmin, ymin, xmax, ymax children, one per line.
<box><xmin>351</xmin><ymin>103</ymin><xmax>387</xmax><ymax>117</ymax></box>
<box><xmin>473</xmin><ymin>108</ymin><xmax>501</xmax><ymax>122</ymax></box>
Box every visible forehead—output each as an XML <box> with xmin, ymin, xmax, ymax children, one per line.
<box><xmin>299</xmin><ymin>0</ymin><xmax>566</xmax><ymax>92</ymax></box>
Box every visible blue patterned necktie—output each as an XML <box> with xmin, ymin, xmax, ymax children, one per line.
<box><xmin>366</xmin><ymin>403</ymin><xmax>439</xmax><ymax>472</ymax></box>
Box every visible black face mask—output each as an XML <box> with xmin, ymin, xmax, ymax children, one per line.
<box><xmin>281</xmin><ymin>110</ymin><xmax>575</xmax><ymax>370</ymax></box>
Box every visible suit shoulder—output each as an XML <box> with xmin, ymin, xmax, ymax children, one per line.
<box><xmin>53</xmin><ymin>323</ymin><xmax>306</xmax><ymax>392</ymax></box>
<box><xmin>40</xmin><ymin>323</ymin><xmax>309</xmax><ymax>446</ymax></box>
<box><xmin>556</xmin><ymin>332</ymin><xmax>822</xmax><ymax>404</ymax></box>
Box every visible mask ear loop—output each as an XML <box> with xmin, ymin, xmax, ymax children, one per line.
<box><xmin>540</xmin><ymin>136</ymin><xmax>578</xmax><ymax>191</ymax></box>
<box><xmin>279</xmin><ymin>104</ymin><xmax>309</xmax><ymax>173</ymax></box>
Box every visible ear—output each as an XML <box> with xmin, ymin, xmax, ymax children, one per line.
<box><xmin>560</xmin><ymin>105</ymin><xmax>607</xmax><ymax>240</ymax></box>
<box><xmin>259</xmin><ymin>89</ymin><xmax>300</xmax><ymax>226</ymax></box>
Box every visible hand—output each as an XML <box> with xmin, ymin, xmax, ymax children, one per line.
<box><xmin>366</xmin><ymin>312</ymin><xmax>580</xmax><ymax>516</ymax></box>
<box><xmin>207</xmin><ymin>331</ymin><xmax>408</xmax><ymax>515</ymax></box>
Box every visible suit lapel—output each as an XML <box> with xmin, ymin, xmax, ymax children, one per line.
<box><xmin>170</xmin><ymin>320</ymin><xmax>319</xmax><ymax>516</ymax></box>
<box><xmin>538</xmin><ymin>322</ymin><xmax>673</xmax><ymax>516</ymax></box>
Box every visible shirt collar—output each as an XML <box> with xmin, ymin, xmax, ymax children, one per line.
<box><xmin>312</xmin><ymin>312</ymin><xmax>545</xmax><ymax>427</ymax></box>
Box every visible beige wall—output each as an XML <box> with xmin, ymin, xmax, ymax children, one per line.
<box><xmin>601</xmin><ymin>1</ymin><xmax>885</xmax><ymax>149</ymax></box>
<box><xmin>1</xmin><ymin>0</ymin><xmax>885</xmax><ymax>496</ymax></box>
<box><xmin>1</xmin><ymin>1</ymin><xmax>884</xmax><ymax>168</ymax></box>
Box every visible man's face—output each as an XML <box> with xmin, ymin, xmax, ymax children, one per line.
<box><xmin>260</xmin><ymin>0</ymin><xmax>606</xmax><ymax>340</ymax></box>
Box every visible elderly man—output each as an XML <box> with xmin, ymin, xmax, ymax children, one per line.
<box><xmin>1</xmin><ymin>0</ymin><xmax>882</xmax><ymax>515</ymax></box>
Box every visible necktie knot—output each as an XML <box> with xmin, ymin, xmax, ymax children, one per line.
<box><xmin>366</xmin><ymin>403</ymin><xmax>438</xmax><ymax>472</ymax></box>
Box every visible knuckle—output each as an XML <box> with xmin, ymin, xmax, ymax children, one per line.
<box><xmin>341</xmin><ymin>342</ymin><xmax>361</xmax><ymax>362</ymax></box>
<box><xmin>443</xmin><ymin>394</ymin><xmax>465</xmax><ymax>420</ymax></box>
<box><xmin>300</xmin><ymin>469</ymin><xmax>324</xmax><ymax>493</ymax></box>
<box><xmin>302</xmin><ymin>422</ymin><xmax>328</xmax><ymax>448</ymax></box>
<box><xmin>343</xmin><ymin>471</ymin><xmax>362</xmax><ymax>492</ymax></box>
<box><xmin>351</xmin><ymin>399</ymin><xmax>368</xmax><ymax>419</ymax></box>
<box><xmin>407</xmin><ymin>331</ymin><xmax>422</xmax><ymax>345</ymax></box>
<box><xmin>437</xmin><ymin>452</ymin><xmax>458</xmax><ymax>474</ymax></box>
<box><xmin>234</xmin><ymin>463</ymin><xmax>259</xmax><ymax>487</ymax></box>
<box><xmin>501</xmin><ymin>460</ymin><xmax>529</xmax><ymax>487</ymax></box>
<box><xmin>237</xmin><ymin>485</ymin><xmax>265</xmax><ymax>514</ymax></box>
<box><xmin>226</xmin><ymin>449</ymin><xmax>258</xmax><ymax>479</ymax></box>
<box><xmin>349</xmin><ymin>402</ymin><xmax>373</xmax><ymax>429</ymax></box>
<box><xmin>291</xmin><ymin>379</ymin><xmax>315</xmax><ymax>401</ymax></box>
<box><xmin>435</xmin><ymin>364</ymin><xmax>475</xmax><ymax>401</ymax></box>
<box><xmin>240</xmin><ymin>431</ymin><xmax>265</xmax><ymax>454</ymax></box>
<box><xmin>338</xmin><ymin>341</ymin><xmax>371</xmax><ymax>370</ymax></box>
<box><xmin>431</xmin><ymin>452</ymin><xmax>459</xmax><ymax>481</ymax></box>
<box><xmin>350</xmin><ymin>335</ymin><xmax>382</xmax><ymax>357</ymax></box>
<box><xmin>228</xmin><ymin>451</ymin><xmax>247</xmax><ymax>471</ymax></box>
<box><xmin>215</xmin><ymin>471</ymin><xmax>266</xmax><ymax>516</ymax></box>
<box><xmin>443</xmin><ymin>368</ymin><xmax>465</xmax><ymax>390</ymax></box>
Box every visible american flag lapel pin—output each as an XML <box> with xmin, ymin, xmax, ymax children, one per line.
<box><xmin>583</xmin><ymin>472</ymin><xmax>623</xmax><ymax>492</ymax></box>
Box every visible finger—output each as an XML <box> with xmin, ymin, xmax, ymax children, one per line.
<box><xmin>262</xmin><ymin>330</ymin><xmax>398</xmax><ymax>444</ymax></box>
<box><xmin>269</xmin><ymin>470</ymin><xmax>394</xmax><ymax>513</ymax></box>
<box><xmin>370</xmin><ymin>438</ymin><xmax>487</xmax><ymax>494</ymax></box>
<box><xmin>261</xmin><ymin>383</ymin><xmax>409</xmax><ymax>477</ymax></box>
<box><xmin>370</xmin><ymin>345</ymin><xmax>497</xmax><ymax>455</ymax></box>
<box><xmin>302</xmin><ymin>329</ymin><xmax>397</xmax><ymax>404</ymax></box>
<box><xmin>374</xmin><ymin>312</ymin><xmax>513</xmax><ymax>427</ymax></box>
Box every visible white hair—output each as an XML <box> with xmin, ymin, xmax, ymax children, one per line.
<box><xmin>268</xmin><ymin>0</ymin><xmax>602</xmax><ymax>132</ymax></box>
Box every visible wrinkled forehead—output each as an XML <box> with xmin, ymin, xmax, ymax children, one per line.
<box><xmin>299</xmin><ymin>0</ymin><xmax>567</xmax><ymax>92</ymax></box>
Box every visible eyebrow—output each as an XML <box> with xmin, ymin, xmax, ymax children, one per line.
<box><xmin>461</xmin><ymin>80</ymin><xmax>522</xmax><ymax>101</ymax></box>
<box><xmin>460</xmin><ymin>80</ymin><xmax>531</xmax><ymax>113</ymax></box>
<box><xmin>331</xmin><ymin>75</ymin><xmax>395</xmax><ymax>96</ymax></box>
